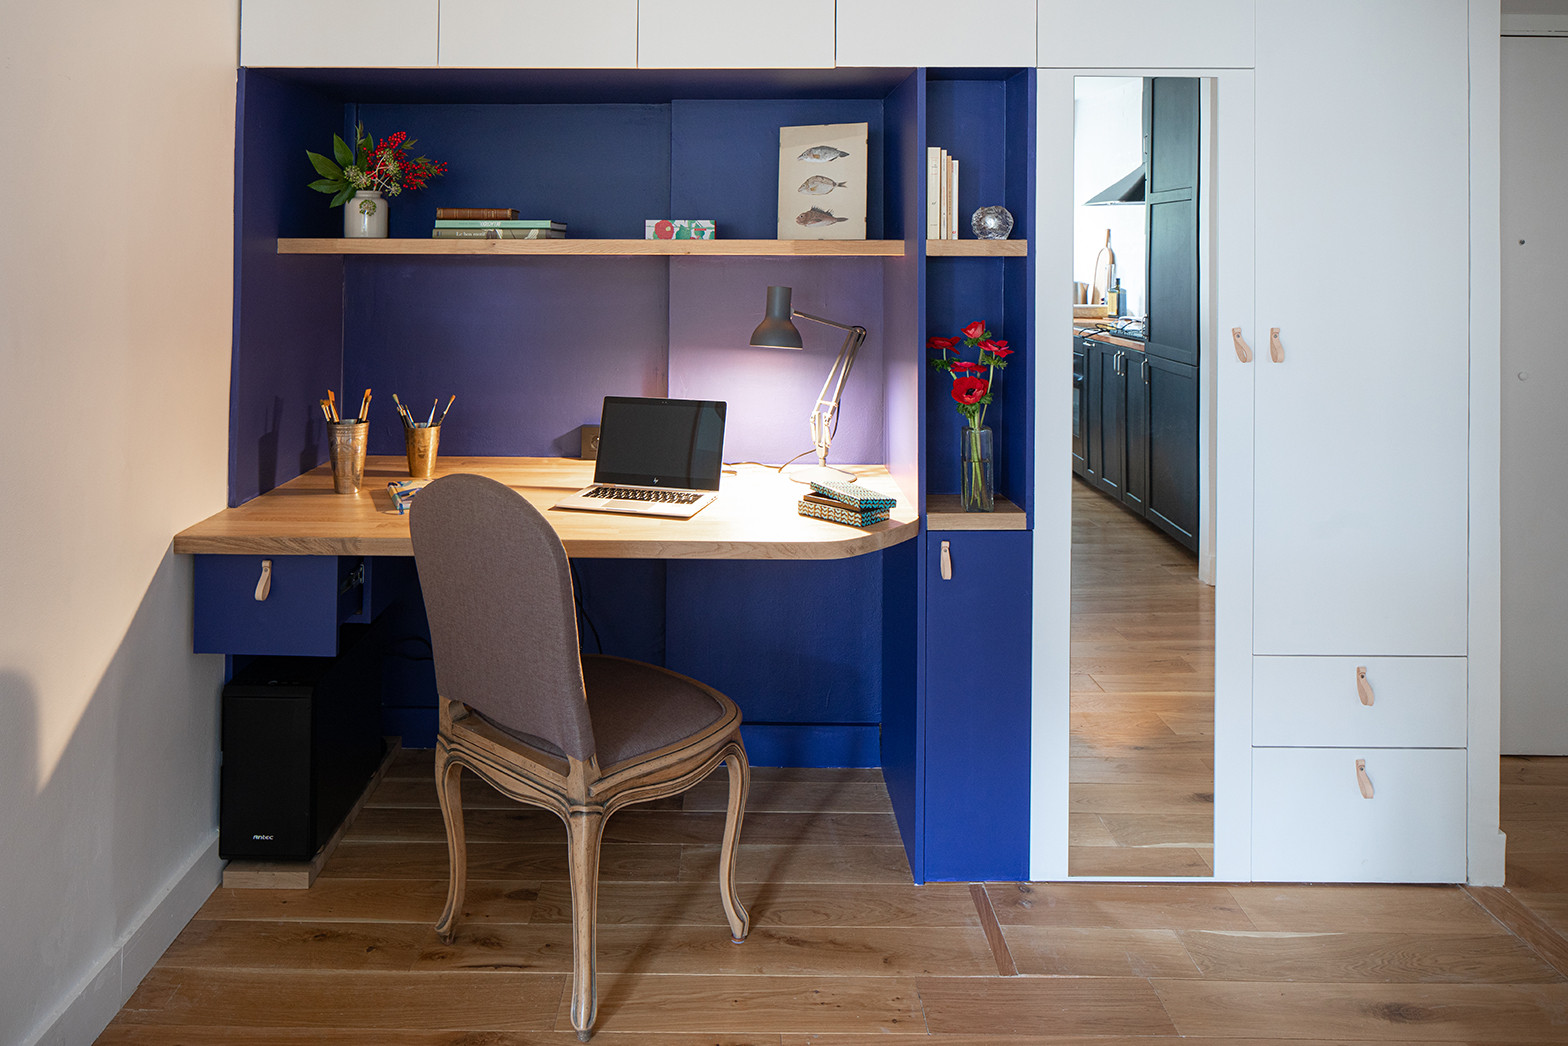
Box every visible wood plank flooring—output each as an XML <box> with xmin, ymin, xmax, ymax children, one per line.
<box><xmin>99</xmin><ymin>748</ymin><xmax>1568</xmax><ymax>1044</ymax></box>
<box><xmin>1070</xmin><ymin>477</ymin><xmax>1216</xmax><ymax>876</ymax></box>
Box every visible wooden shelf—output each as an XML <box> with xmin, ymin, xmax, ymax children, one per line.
<box><xmin>277</xmin><ymin>238</ymin><xmax>907</xmax><ymax>257</ymax></box>
<box><xmin>926</xmin><ymin>494</ymin><xmax>1028</xmax><ymax>531</ymax></box>
<box><xmin>926</xmin><ymin>239</ymin><xmax>1028</xmax><ymax>257</ymax></box>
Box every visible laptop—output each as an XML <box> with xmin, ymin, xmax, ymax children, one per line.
<box><xmin>553</xmin><ymin>396</ymin><xmax>726</xmax><ymax>519</ymax></box>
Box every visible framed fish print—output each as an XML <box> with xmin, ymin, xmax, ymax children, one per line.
<box><xmin>777</xmin><ymin>122</ymin><xmax>868</xmax><ymax>240</ymax></box>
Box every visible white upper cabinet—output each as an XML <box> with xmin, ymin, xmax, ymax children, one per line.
<box><xmin>438</xmin><ymin>0</ymin><xmax>638</xmax><ymax>68</ymax></box>
<box><xmin>240</xmin><ymin>0</ymin><xmax>438</xmax><ymax>67</ymax></box>
<box><xmin>638</xmin><ymin>0</ymin><xmax>835</xmax><ymax>68</ymax></box>
<box><xmin>1252</xmin><ymin>0</ymin><xmax>1470</xmax><ymax>656</ymax></box>
<box><xmin>836</xmin><ymin>0</ymin><xmax>1037</xmax><ymax>68</ymax></box>
<box><xmin>1037</xmin><ymin>0</ymin><xmax>1255</xmax><ymax>69</ymax></box>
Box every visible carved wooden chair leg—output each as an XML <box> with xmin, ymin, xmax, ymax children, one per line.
<box><xmin>718</xmin><ymin>743</ymin><xmax>751</xmax><ymax>944</ymax></box>
<box><xmin>567</xmin><ymin>806</ymin><xmax>607</xmax><ymax>1041</ymax></box>
<box><xmin>433</xmin><ymin>754</ymin><xmax>468</xmax><ymax>943</ymax></box>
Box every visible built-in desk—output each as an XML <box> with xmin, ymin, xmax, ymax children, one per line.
<box><xmin>175</xmin><ymin>457</ymin><xmax>917</xmax><ymax>560</ymax></box>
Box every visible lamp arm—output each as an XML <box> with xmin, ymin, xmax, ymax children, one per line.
<box><xmin>807</xmin><ymin>324</ymin><xmax>866</xmax><ymax>467</ymax></box>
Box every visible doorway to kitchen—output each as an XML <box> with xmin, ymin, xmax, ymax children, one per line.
<box><xmin>1068</xmin><ymin>74</ymin><xmax>1215</xmax><ymax>878</ymax></box>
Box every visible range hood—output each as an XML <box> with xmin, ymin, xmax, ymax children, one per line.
<box><xmin>1084</xmin><ymin>165</ymin><xmax>1145</xmax><ymax>206</ymax></box>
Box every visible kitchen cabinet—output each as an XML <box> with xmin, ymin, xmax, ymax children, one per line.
<box><xmin>1084</xmin><ymin>337</ymin><xmax>1128</xmax><ymax>501</ymax></box>
<box><xmin>438</xmin><ymin>0</ymin><xmax>638</xmax><ymax>68</ymax></box>
<box><xmin>1141</xmin><ymin>350</ymin><xmax>1197</xmax><ymax>549</ymax></box>
<box><xmin>638</xmin><ymin>0</ymin><xmax>835</xmax><ymax>68</ymax></box>
<box><xmin>836</xmin><ymin>0</ymin><xmax>1038</xmax><ymax>68</ymax></box>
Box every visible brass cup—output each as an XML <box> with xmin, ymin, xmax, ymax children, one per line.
<box><xmin>405</xmin><ymin>424</ymin><xmax>440</xmax><ymax>479</ymax></box>
<box><xmin>328</xmin><ymin>420</ymin><xmax>369</xmax><ymax>494</ymax></box>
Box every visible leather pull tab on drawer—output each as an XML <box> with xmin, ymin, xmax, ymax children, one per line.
<box><xmin>940</xmin><ymin>540</ymin><xmax>952</xmax><ymax>581</ymax></box>
<box><xmin>254</xmin><ymin>559</ymin><xmax>272</xmax><ymax>602</ymax></box>
<box><xmin>1269</xmin><ymin>327</ymin><xmax>1286</xmax><ymax>363</ymax></box>
<box><xmin>1356</xmin><ymin>666</ymin><xmax>1375</xmax><ymax>706</ymax></box>
<box><xmin>1356</xmin><ymin>759</ymin><xmax>1375</xmax><ymax>799</ymax></box>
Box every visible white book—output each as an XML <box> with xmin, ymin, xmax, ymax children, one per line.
<box><xmin>938</xmin><ymin>150</ymin><xmax>950</xmax><ymax>239</ymax></box>
<box><xmin>949</xmin><ymin>157</ymin><xmax>960</xmax><ymax>239</ymax></box>
<box><xmin>926</xmin><ymin>146</ymin><xmax>942</xmax><ymax>239</ymax></box>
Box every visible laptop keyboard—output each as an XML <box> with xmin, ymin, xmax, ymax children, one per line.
<box><xmin>586</xmin><ymin>486</ymin><xmax>702</xmax><ymax>505</ymax></box>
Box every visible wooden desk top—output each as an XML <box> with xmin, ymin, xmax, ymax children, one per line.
<box><xmin>173</xmin><ymin>457</ymin><xmax>918</xmax><ymax>560</ymax></box>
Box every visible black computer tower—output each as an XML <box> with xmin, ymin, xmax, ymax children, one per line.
<box><xmin>220</xmin><ymin>626</ymin><xmax>384</xmax><ymax>860</ymax></box>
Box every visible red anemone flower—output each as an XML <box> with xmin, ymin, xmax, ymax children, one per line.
<box><xmin>950</xmin><ymin>361</ymin><xmax>986</xmax><ymax>372</ymax></box>
<box><xmin>951</xmin><ymin>375</ymin><xmax>989</xmax><ymax>405</ymax></box>
<box><xmin>926</xmin><ymin>335</ymin><xmax>960</xmax><ymax>351</ymax></box>
<box><xmin>962</xmin><ymin>321</ymin><xmax>987</xmax><ymax>340</ymax></box>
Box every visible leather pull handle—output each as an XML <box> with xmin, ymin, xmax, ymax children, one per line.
<box><xmin>1231</xmin><ymin>327</ymin><xmax>1254</xmax><ymax>363</ymax></box>
<box><xmin>254</xmin><ymin>559</ymin><xmax>272</xmax><ymax>602</ymax></box>
<box><xmin>1356</xmin><ymin>666</ymin><xmax>1375</xmax><ymax>707</ymax></box>
<box><xmin>940</xmin><ymin>540</ymin><xmax>952</xmax><ymax>581</ymax></box>
<box><xmin>1356</xmin><ymin>759</ymin><xmax>1374</xmax><ymax>799</ymax></box>
<box><xmin>1269</xmin><ymin>327</ymin><xmax>1285</xmax><ymax>363</ymax></box>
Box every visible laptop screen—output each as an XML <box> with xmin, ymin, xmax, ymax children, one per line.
<box><xmin>592</xmin><ymin>397</ymin><xmax>727</xmax><ymax>490</ymax></box>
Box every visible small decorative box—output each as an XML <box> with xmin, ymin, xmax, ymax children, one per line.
<box><xmin>645</xmin><ymin>219</ymin><xmax>716</xmax><ymax>240</ymax></box>
<box><xmin>808</xmin><ymin>479</ymin><xmax>896</xmax><ymax>511</ymax></box>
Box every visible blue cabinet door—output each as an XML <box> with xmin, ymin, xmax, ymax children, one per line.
<box><xmin>923</xmin><ymin>530</ymin><xmax>1031</xmax><ymax>881</ymax></box>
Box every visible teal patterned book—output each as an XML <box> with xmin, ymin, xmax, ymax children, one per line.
<box><xmin>808</xmin><ymin>479</ymin><xmax>896</xmax><ymax>510</ymax></box>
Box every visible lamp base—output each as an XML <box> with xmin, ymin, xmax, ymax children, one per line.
<box><xmin>783</xmin><ymin>463</ymin><xmax>858</xmax><ymax>486</ymax></box>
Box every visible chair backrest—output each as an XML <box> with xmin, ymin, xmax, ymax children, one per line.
<box><xmin>409</xmin><ymin>473</ymin><xmax>595</xmax><ymax>761</ymax></box>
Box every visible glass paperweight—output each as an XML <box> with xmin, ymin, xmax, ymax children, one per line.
<box><xmin>971</xmin><ymin>205</ymin><xmax>1014</xmax><ymax>240</ymax></box>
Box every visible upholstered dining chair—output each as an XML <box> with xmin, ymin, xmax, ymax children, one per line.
<box><xmin>408</xmin><ymin>473</ymin><xmax>751</xmax><ymax>1041</ymax></box>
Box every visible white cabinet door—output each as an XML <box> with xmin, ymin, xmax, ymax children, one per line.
<box><xmin>638</xmin><ymin>0</ymin><xmax>835</xmax><ymax>68</ymax></box>
<box><xmin>439</xmin><ymin>0</ymin><xmax>637</xmax><ymax>68</ymax></box>
<box><xmin>1037</xmin><ymin>0</ymin><xmax>1254</xmax><ymax>69</ymax></box>
<box><xmin>1252</xmin><ymin>0</ymin><xmax>1470</xmax><ymax>656</ymax></box>
<box><xmin>836</xmin><ymin>0</ymin><xmax>1036</xmax><ymax>68</ymax></box>
<box><xmin>240</xmin><ymin>0</ymin><xmax>437</xmax><ymax>67</ymax></box>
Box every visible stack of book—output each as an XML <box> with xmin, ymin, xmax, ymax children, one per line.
<box><xmin>925</xmin><ymin>147</ymin><xmax>960</xmax><ymax>239</ymax></box>
<box><xmin>432</xmin><ymin>207</ymin><xmax>566</xmax><ymax>239</ymax></box>
<box><xmin>797</xmin><ymin>479</ymin><xmax>895</xmax><ymax>527</ymax></box>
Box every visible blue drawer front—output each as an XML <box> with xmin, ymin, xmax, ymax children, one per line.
<box><xmin>194</xmin><ymin>555</ymin><xmax>359</xmax><ymax>656</ymax></box>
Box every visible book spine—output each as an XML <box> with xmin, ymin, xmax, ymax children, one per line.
<box><xmin>434</xmin><ymin>208</ymin><xmax>518</xmax><ymax>220</ymax></box>
<box><xmin>926</xmin><ymin>147</ymin><xmax>941</xmax><ymax>240</ymax></box>
<box><xmin>431</xmin><ymin>228</ymin><xmax>565</xmax><ymax>239</ymax></box>
<box><xmin>938</xmin><ymin>150</ymin><xmax>950</xmax><ymax>240</ymax></box>
<box><xmin>940</xmin><ymin>158</ymin><xmax>953</xmax><ymax>239</ymax></box>
<box><xmin>433</xmin><ymin>219</ymin><xmax>566</xmax><ymax>229</ymax></box>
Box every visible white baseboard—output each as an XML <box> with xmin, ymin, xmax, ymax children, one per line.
<box><xmin>24</xmin><ymin>832</ymin><xmax>222</xmax><ymax>1046</ymax></box>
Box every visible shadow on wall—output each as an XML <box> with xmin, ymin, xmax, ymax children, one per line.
<box><xmin>0</xmin><ymin>551</ymin><xmax>224</xmax><ymax>1045</ymax></box>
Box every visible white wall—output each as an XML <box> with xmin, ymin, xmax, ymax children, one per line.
<box><xmin>1072</xmin><ymin>76</ymin><xmax>1147</xmax><ymax>316</ymax></box>
<box><xmin>0</xmin><ymin>2</ymin><xmax>236</xmax><ymax>1042</ymax></box>
<box><xmin>1500</xmin><ymin>34</ymin><xmax>1568</xmax><ymax>754</ymax></box>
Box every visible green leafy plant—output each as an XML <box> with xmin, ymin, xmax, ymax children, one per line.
<box><xmin>306</xmin><ymin>123</ymin><xmax>447</xmax><ymax>206</ymax></box>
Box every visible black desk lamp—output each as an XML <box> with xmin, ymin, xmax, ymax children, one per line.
<box><xmin>749</xmin><ymin>285</ymin><xmax>867</xmax><ymax>483</ymax></box>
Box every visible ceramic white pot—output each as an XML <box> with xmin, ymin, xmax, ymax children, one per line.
<box><xmin>344</xmin><ymin>191</ymin><xmax>387</xmax><ymax>238</ymax></box>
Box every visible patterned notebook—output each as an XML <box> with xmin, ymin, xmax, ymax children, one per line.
<box><xmin>808</xmin><ymin>479</ymin><xmax>896</xmax><ymax>511</ymax></box>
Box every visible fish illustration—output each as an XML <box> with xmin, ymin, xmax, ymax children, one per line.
<box><xmin>798</xmin><ymin>175</ymin><xmax>848</xmax><ymax>195</ymax></box>
<box><xmin>797</xmin><ymin>145</ymin><xmax>850</xmax><ymax>163</ymax></box>
<box><xmin>796</xmin><ymin>207</ymin><xmax>848</xmax><ymax>227</ymax></box>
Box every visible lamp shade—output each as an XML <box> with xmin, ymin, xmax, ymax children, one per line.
<box><xmin>749</xmin><ymin>285</ymin><xmax>804</xmax><ymax>349</ymax></box>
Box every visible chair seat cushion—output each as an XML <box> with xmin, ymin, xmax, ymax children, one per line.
<box><xmin>476</xmin><ymin>655</ymin><xmax>728</xmax><ymax>767</ymax></box>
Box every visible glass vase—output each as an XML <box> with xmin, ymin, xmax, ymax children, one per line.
<box><xmin>344</xmin><ymin>190</ymin><xmax>387</xmax><ymax>238</ymax></box>
<box><xmin>961</xmin><ymin>423</ymin><xmax>994</xmax><ymax>512</ymax></box>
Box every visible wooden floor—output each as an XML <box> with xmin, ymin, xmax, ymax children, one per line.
<box><xmin>1070</xmin><ymin>478</ymin><xmax>1216</xmax><ymax>877</ymax></box>
<box><xmin>99</xmin><ymin>748</ymin><xmax>1568</xmax><ymax>1043</ymax></box>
